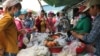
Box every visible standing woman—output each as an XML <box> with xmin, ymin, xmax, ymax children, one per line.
<box><xmin>46</xmin><ymin>11</ymin><xmax>56</xmax><ymax>33</ymax></box>
<box><xmin>0</xmin><ymin>0</ymin><xmax>22</xmax><ymax>56</ymax></box>
<box><xmin>35</xmin><ymin>10</ymin><xmax>47</xmax><ymax>32</ymax></box>
<box><xmin>14</xmin><ymin>9</ymin><xmax>27</xmax><ymax>50</ymax></box>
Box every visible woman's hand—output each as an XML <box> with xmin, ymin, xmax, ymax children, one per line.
<box><xmin>19</xmin><ymin>29</ymin><xmax>26</xmax><ymax>34</ymax></box>
<box><xmin>70</xmin><ymin>31</ymin><xmax>83</xmax><ymax>40</ymax></box>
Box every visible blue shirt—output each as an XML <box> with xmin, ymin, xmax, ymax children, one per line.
<box><xmin>83</xmin><ymin>13</ymin><xmax>100</xmax><ymax>56</ymax></box>
<box><xmin>24</xmin><ymin>17</ymin><xmax>34</xmax><ymax>28</ymax></box>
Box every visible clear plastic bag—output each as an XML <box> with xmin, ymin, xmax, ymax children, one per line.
<box><xmin>17</xmin><ymin>45</ymin><xmax>49</xmax><ymax>56</ymax></box>
<box><xmin>58</xmin><ymin>40</ymin><xmax>83</xmax><ymax>56</ymax></box>
<box><xmin>23</xmin><ymin>34</ymin><xmax>29</xmax><ymax>46</ymax></box>
<box><xmin>84</xmin><ymin>53</ymin><xmax>97</xmax><ymax>56</ymax></box>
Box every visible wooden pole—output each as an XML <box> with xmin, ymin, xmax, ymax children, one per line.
<box><xmin>38</xmin><ymin>0</ymin><xmax>44</xmax><ymax>10</ymax></box>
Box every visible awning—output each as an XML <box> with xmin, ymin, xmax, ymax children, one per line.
<box><xmin>43</xmin><ymin>0</ymin><xmax>84</xmax><ymax>7</ymax></box>
<box><xmin>43</xmin><ymin>5</ymin><xmax>65</xmax><ymax>13</ymax></box>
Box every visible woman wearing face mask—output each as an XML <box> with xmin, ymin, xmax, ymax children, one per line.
<box><xmin>35</xmin><ymin>10</ymin><xmax>47</xmax><ymax>32</ymax></box>
<box><xmin>68</xmin><ymin>6</ymin><xmax>92</xmax><ymax>41</ymax></box>
<box><xmin>0</xmin><ymin>0</ymin><xmax>23</xmax><ymax>56</ymax></box>
<box><xmin>14</xmin><ymin>9</ymin><xmax>27</xmax><ymax>50</ymax></box>
<box><xmin>72</xmin><ymin>12</ymin><xmax>92</xmax><ymax>35</ymax></box>
<box><xmin>46</xmin><ymin>11</ymin><xmax>56</xmax><ymax>33</ymax></box>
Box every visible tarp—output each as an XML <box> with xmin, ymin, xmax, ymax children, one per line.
<box><xmin>44</xmin><ymin>0</ymin><xmax>84</xmax><ymax>7</ymax></box>
<box><xmin>43</xmin><ymin>5</ymin><xmax>65</xmax><ymax>13</ymax></box>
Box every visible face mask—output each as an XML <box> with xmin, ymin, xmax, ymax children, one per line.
<box><xmin>79</xmin><ymin>14</ymin><xmax>86</xmax><ymax>19</ymax></box>
<box><xmin>14</xmin><ymin>10</ymin><xmax>21</xmax><ymax>17</ymax></box>
<box><xmin>59</xmin><ymin>16</ymin><xmax>64</xmax><ymax>19</ymax></box>
<box><xmin>48</xmin><ymin>17</ymin><xmax>52</xmax><ymax>19</ymax></box>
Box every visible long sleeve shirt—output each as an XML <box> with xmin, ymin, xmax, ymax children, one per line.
<box><xmin>72</xmin><ymin>16</ymin><xmax>92</xmax><ymax>34</ymax></box>
<box><xmin>0</xmin><ymin>12</ymin><xmax>19</xmax><ymax>53</ymax></box>
<box><xmin>82</xmin><ymin>13</ymin><xmax>100</xmax><ymax>56</ymax></box>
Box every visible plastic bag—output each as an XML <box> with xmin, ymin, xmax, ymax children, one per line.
<box><xmin>17</xmin><ymin>45</ymin><xmax>49</xmax><ymax>56</ymax></box>
<box><xmin>26</xmin><ymin>42</ymin><xmax>33</xmax><ymax>48</ymax></box>
<box><xmin>17</xmin><ymin>48</ymin><xmax>36</xmax><ymax>56</ymax></box>
<box><xmin>30</xmin><ymin>33</ymin><xmax>39</xmax><ymax>44</ymax></box>
<box><xmin>37</xmin><ymin>33</ymin><xmax>49</xmax><ymax>44</ymax></box>
<box><xmin>84</xmin><ymin>53</ymin><xmax>97</xmax><ymax>56</ymax></box>
<box><xmin>23</xmin><ymin>34</ymin><xmax>29</xmax><ymax>46</ymax></box>
<box><xmin>58</xmin><ymin>47</ymin><xmax>76</xmax><ymax>56</ymax></box>
<box><xmin>58</xmin><ymin>40</ymin><xmax>82</xmax><ymax>56</ymax></box>
<box><xmin>54</xmin><ymin>37</ymin><xmax>66</xmax><ymax>46</ymax></box>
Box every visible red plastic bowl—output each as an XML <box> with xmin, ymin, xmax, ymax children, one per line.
<box><xmin>76</xmin><ymin>43</ymin><xmax>86</xmax><ymax>54</ymax></box>
<box><xmin>49</xmin><ymin>47</ymin><xmax>62</xmax><ymax>53</ymax></box>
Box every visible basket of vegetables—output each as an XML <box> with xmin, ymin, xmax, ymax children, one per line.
<box><xmin>43</xmin><ymin>34</ymin><xmax>66</xmax><ymax>53</ymax></box>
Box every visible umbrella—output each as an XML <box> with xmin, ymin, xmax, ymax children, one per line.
<box><xmin>21</xmin><ymin>0</ymin><xmax>48</xmax><ymax>14</ymax></box>
<box><xmin>43</xmin><ymin>0</ymin><xmax>84</xmax><ymax>7</ymax></box>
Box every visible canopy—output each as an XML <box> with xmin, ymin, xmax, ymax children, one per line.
<box><xmin>43</xmin><ymin>5</ymin><xmax>65</xmax><ymax>13</ymax></box>
<box><xmin>43</xmin><ymin>0</ymin><xmax>84</xmax><ymax>7</ymax></box>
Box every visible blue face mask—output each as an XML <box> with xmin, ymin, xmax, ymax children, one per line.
<box><xmin>79</xmin><ymin>14</ymin><xmax>86</xmax><ymax>19</ymax></box>
<box><xmin>14</xmin><ymin>10</ymin><xmax>21</xmax><ymax>17</ymax></box>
